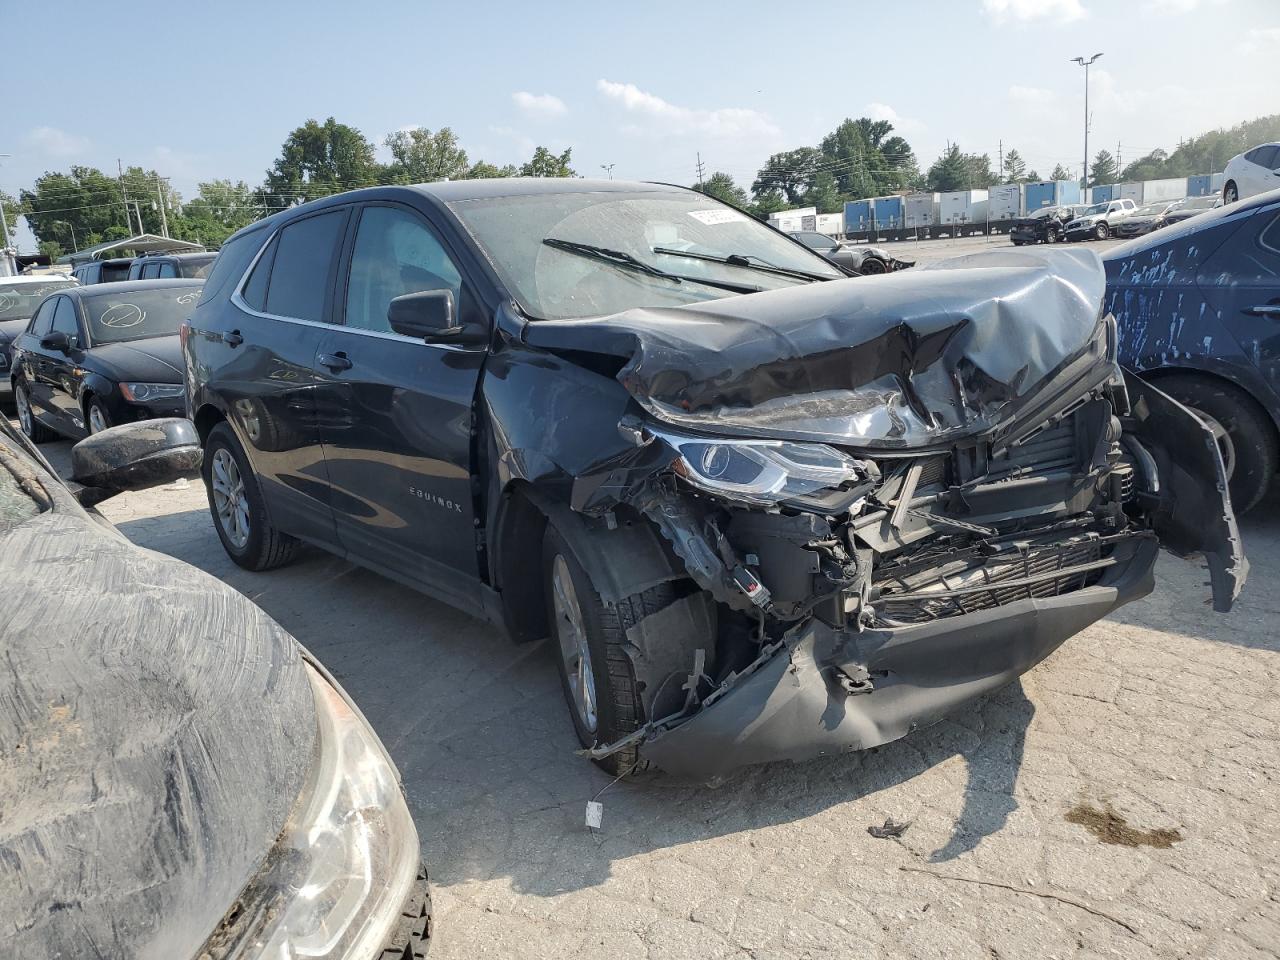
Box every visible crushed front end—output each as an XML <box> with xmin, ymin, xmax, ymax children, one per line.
<box><xmin>518</xmin><ymin>248</ymin><xmax>1245</xmax><ymax>779</ymax></box>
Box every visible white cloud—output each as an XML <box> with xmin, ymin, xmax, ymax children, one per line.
<box><xmin>1142</xmin><ymin>0</ymin><xmax>1228</xmax><ymax>11</ymax></box>
<box><xmin>1237</xmin><ymin>26</ymin><xmax>1280</xmax><ymax>55</ymax></box>
<box><xmin>865</xmin><ymin>102</ymin><xmax>924</xmax><ymax>133</ymax></box>
<box><xmin>512</xmin><ymin>91</ymin><xmax>567</xmax><ymax>120</ymax></box>
<box><xmin>23</xmin><ymin>126</ymin><xmax>89</xmax><ymax>157</ymax></box>
<box><xmin>1009</xmin><ymin>85</ymin><xmax>1055</xmax><ymax>105</ymax></box>
<box><xmin>596</xmin><ymin>79</ymin><xmax>779</xmax><ymax>138</ymax></box>
<box><xmin>982</xmin><ymin>0</ymin><xmax>1087</xmax><ymax>23</ymax></box>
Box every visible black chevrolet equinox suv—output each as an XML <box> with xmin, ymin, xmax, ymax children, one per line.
<box><xmin>184</xmin><ymin>179</ymin><xmax>1244</xmax><ymax>779</ymax></box>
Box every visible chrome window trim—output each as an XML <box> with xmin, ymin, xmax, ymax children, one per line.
<box><xmin>228</xmin><ymin>219</ymin><xmax>479</xmax><ymax>354</ymax></box>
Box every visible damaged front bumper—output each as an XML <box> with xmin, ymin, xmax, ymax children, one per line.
<box><xmin>640</xmin><ymin>536</ymin><xmax>1156</xmax><ymax>780</ymax></box>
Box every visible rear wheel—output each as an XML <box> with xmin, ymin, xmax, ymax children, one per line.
<box><xmin>1156</xmin><ymin>374</ymin><xmax>1277</xmax><ymax>513</ymax></box>
<box><xmin>14</xmin><ymin>380</ymin><xmax>57</xmax><ymax>443</ymax></box>
<box><xmin>1095</xmin><ymin>221</ymin><xmax>1110</xmax><ymax>240</ymax></box>
<box><xmin>203</xmin><ymin>422</ymin><xmax>300</xmax><ymax>570</ymax></box>
<box><xmin>1223</xmin><ymin>181</ymin><xmax>1239</xmax><ymax>204</ymax></box>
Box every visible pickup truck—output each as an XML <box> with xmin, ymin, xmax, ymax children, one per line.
<box><xmin>1064</xmin><ymin>198</ymin><xmax>1137</xmax><ymax>241</ymax></box>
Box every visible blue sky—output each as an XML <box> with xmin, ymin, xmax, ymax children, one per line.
<box><xmin>2</xmin><ymin>0</ymin><xmax>1275</xmax><ymax>250</ymax></box>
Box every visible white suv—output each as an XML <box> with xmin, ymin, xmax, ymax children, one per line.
<box><xmin>1064</xmin><ymin>198</ymin><xmax>1137</xmax><ymax>241</ymax></box>
<box><xmin>1223</xmin><ymin>143</ymin><xmax>1280</xmax><ymax>204</ymax></box>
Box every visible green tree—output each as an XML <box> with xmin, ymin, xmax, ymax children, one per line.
<box><xmin>926</xmin><ymin>145</ymin><xmax>971</xmax><ymax>191</ymax></box>
<box><xmin>1090</xmin><ymin>150</ymin><xmax>1119</xmax><ymax>185</ymax></box>
<box><xmin>803</xmin><ymin>171</ymin><xmax>842</xmax><ymax>213</ymax></box>
<box><xmin>963</xmin><ymin>153</ymin><xmax>998</xmax><ymax>188</ymax></box>
<box><xmin>1050</xmin><ymin>163</ymin><xmax>1073</xmax><ymax>182</ymax></box>
<box><xmin>467</xmin><ymin>160</ymin><xmax>518</xmax><ymax>179</ymax></box>
<box><xmin>383</xmin><ymin>127</ymin><xmax>471</xmax><ymax>183</ymax></box>
<box><xmin>519</xmin><ymin>146</ymin><xmax>575</xmax><ymax>177</ymax></box>
<box><xmin>693</xmin><ymin>171</ymin><xmax>749</xmax><ymax>207</ymax></box>
<box><xmin>748</xmin><ymin>189</ymin><xmax>788</xmax><ymax>218</ymax></box>
<box><xmin>174</xmin><ymin>180</ymin><xmax>262</xmax><ymax>247</ymax></box>
<box><xmin>261</xmin><ymin>117</ymin><xmax>381</xmax><ymax>212</ymax></box>
<box><xmin>37</xmin><ymin>239</ymin><xmax>63</xmax><ymax>260</ymax></box>
<box><xmin>1027</xmin><ymin>169</ymin><xmax>1042</xmax><ymax>182</ymax></box>
<box><xmin>1002</xmin><ymin>148</ymin><xmax>1028</xmax><ymax>182</ymax></box>
<box><xmin>752</xmin><ymin>148</ymin><xmax>822</xmax><ymax>205</ymax></box>
<box><xmin>1119</xmin><ymin>148</ymin><xmax>1169</xmax><ymax>182</ymax></box>
<box><xmin>20</xmin><ymin>166</ymin><xmax>133</xmax><ymax>248</ymax></box>
<box><xmin>818</xmin><ymin>119</ymin><xmax>918</xmax><ymax>198</ymax></box>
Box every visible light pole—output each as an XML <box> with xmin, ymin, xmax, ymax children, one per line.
<box><xmin>1071</xmin><ymin>53</ymin><xmax>1103</xmax><ymax>193</ymax></box>
<box><xmin>600</xmin><ymin>163</ymin><xmax>615</xmax><ymax>180</ymax></box>
<box><xmin>55</xmin><ymin>220</ymin><xmax>77</xmax><ymax>253</ymax></box>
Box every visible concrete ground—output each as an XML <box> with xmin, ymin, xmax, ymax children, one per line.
<box><xmin>22</xmin><ymin>291</ymin><xmax>1280</xmax><ymax>959</ymax></box>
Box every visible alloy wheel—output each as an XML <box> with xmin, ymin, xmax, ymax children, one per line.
<box><xmin>211</xmin><ymin>447</ymin><xmax>251</xmax><ymax>549</ymax></box>
<box><xmin>88</xmin><ymin>404</ymin><xmax>108</xmax><ymax>434</ymax></box>
<box><xmin>1224</xmin><ymin>183</ymin><xmax>1238</xmax><ymax>204</ymax></box>
<box><xmin>15</xmin><ymin>385</ymin><xmax>33</xmax><ymax>436</ymax></box>
<box><xmin>1186</xmin><ymin>406</ymin><xmax>1236</xmax><ymax>482</ymax></box>
<box><xmin>550</xmin><ymin>554</ymin><xmax>598</xmax><ymax>734</ymax></box>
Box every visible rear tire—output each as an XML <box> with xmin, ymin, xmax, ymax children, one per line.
<box><xmin>1155</xmin><ymin>374</ymin><xmax>1277</xmax><ymax>514</ymax></box>
<box><xmin>13</xmin><ymin>380</ymin><xmax>57</xmax><ymax>443</ymax></box>
<box><xmin>203</xmin><ymin>422</ymin><xmax>300</xmax><ymax>570</ymax></box>
<box><xmin>1223</xmin><ymin>181</ymin><xmax>1238</xmax><ymax>204</ymax></box>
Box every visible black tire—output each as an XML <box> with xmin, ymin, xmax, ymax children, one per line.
<box><xmin>85</xmin><ymin>396</ymin><xmax>112</xmax><ymax>435</ymax></box>
<box><xmin>377</xmin><ymin>865</ymin><xmax>432</xmax><ymax>960</ymax></box>
<box><xmin>859</xmin><ymin>257</ymin><xmax>888</xmax><ymax>275</ymax></box>
<box><xmin>1095</xmin><ymin>221</ymin><xmax>1110</xmax><ymax>240</ymax></box>
<box><xmin>542</xmin><ymin>525</ymin><xmax>710</xmax><ymax>776</ymax></box>
<box><xmin>203</xmin><ymin>421</ymin><xmax>300</xmax><ymax>570</ymax></box>
<box><xmin>1011</xmin><ymin>238</ymin><xmax>1026</xmax><ymax>246</ymax></box>
<box><xmin>13</xmin><ymin>379</ymin><xmax>58</xmax><ymax>443</ymax></box>
<box><xmin>1156</xmin><ymin>374</ymin><xmax>1277</xmax><ymax>514</ymax></box>
<box><xmin>1047</xmin><ymin>226</ymin><xmax>1061</xmax><ymax>244</ymax></box>
<box><xmin>1223</xmin><ymin>181</ymin><xmax>1238</xmax><ymax>205</ymax></box>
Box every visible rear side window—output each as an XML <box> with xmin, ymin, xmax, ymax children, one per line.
<box><xmin>158</xmin><ymin>263</ymin><xmax>178</xmax><ymax>279</ymax></box>
<box><xmin>1246</xmin><ymin>146</ymin><xmax>1278</xmax><ymax>168</ymax></box>
<box><xmin>263</xmin><ymin>211</ymin><xmax>346</xmax><ymax>323</ymax></box>
<box><xmin>242</xmin><ymin>237</ymin><xmax>276</xmax><ymax>311</ymax></box>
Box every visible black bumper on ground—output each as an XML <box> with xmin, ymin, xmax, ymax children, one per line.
<box><xmin>643</xmin><ymin>537</ymin><xmax>1158</xmax><ymax>780</ymax></box>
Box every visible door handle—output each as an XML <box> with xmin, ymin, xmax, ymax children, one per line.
<box><xmin>1246</xmin><ymin>304</ymin><xmax>1280</xmax><ymax>317</ymax></box>
<box><xmin>318</xmin><ymin>352</ymin><xmax>353</xmax><ymax>372</ymax></box>
<box><xmin>224</xmin><ymin>330</ymin><xmax>244</xmax><ymax>347</ymax></box>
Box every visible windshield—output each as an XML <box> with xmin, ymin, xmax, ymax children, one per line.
<box><xmin>83</xmin><ymin>286</ymin><xmax>202</xmax><ymax>344</ymax></box>
<box><xmin>448</xmin><ymin>190</ymin><xmax>843</xmax><ymax>320</ymax></box>
<box><xmin>1077</xmin><ymin>203</ymin><xmax>1107</xmax><ymax>217</ymax></box>
<box><xmin>1178</xmin><ymin>196</ymin><xmax>1219</xmax><ymax>211</ymax></box>
<box><xmin>177</xmin><ymin>256</ymin><xmax>215</xmax><ymax>279</ymax></box>
<box><xmin>0</xmin><ymin>280</ymin><xmax>75</xmax><ymax>322</ymax></box>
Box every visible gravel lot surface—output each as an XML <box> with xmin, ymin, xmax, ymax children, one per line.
<box><xmin>20</xmin><ymin>285</ymin><xmax>1280</xmax><ymax>959</ymax></box>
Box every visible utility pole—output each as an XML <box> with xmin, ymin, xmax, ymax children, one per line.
<box><xmin>156</xmin><ymin>177</ymin><xmax>170</xmax><ymax>237</ymax></box>
<box><xmin>695</xmin><ymin>152</ymin><xmax>705</xmax><ymax>188</ymax></box>
<box><xmin>1116</xmin><ymin>140</ymin><xmax>1122</xmax><ymax>177</ymax></box>
<box><xmin>118</xmin><ymin>159</ymin><xmax>136</xmax><ymax>234</ymax></box>
<box><xmin>1071</xmin><ymin>53</ymin><xmax>1103</xmax><ymax>191</ymax></box>
<box><xmin>998</xmin><ymin>139</ymin><xmax>1003</xmax><ymax>181</ymax></box>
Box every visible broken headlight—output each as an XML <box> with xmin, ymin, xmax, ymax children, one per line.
<box><xmin>208</xmin><ymin>661</ymin><xmax>421</xmax><ymax>959</ymax></box>
<box><xmin>648</xmin><ymin>423</ymin><xmax>873</xmax><ymax>507</ymax></box>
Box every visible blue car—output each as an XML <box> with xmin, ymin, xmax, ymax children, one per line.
<box><xmin>1105</xmin><ymin>188</ymin><xmax>1280</xmax><ymax>512</ymax></box>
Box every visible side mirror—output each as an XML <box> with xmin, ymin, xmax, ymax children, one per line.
<box><xmin>71</xmin><ymin>418</ymin><xmax>202</xmax><ymax>506</ymax></box>
<box><xmin>388</xmin><ymin>289</ymin><xmax>485</xmax><ymax>345</ymax></box>
<box><xmin>41</xmin><ymin>331</ymin><xmax>72</xmax><ymax>352</ymax></box>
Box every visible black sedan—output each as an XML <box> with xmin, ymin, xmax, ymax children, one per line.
<box><xmin>787</xmin><ymin>230</ymin><xmax>913</xmax><ymax>273</ymax></box>
<box><xmin>9</xmin><ymin>278</ymin><xmax>198</xmax><ymax>442</ymax></box>
<box><xmin>0</xmin><ymin>275</ymin><xmax>78</xmax><ymax>405</ymax></box>
<box><xmin>1113</xmin><ymin>201</ymin><xmax>1180</xmax><ymax>239</ymax></box>
<box><xmin>0</xmin><ymin>415</ymin><xmax>431</xmax><ymax>958</ymax></box>
<box><xmin>1010</xmin><ymin>205</ymin><xmax>1079</xmax><ymax>245</ymax></box>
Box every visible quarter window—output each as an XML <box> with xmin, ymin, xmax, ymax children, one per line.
<box><xmin>262</xmin><ymin>210</ymin><xmax>346</xmax><ymax>323</ymax></box>
<box><xmin>344</xmin><ymin>205</ymin><xmax>462</xmax><ymax>334</ymax></box>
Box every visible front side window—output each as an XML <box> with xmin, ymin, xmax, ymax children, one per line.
<box><xmin>83</xmin><ymin>287</ymin><xmax>200</xmax><ymax>344</ymax></box>
<box><xmin>449</xmin><ymin>190</ymin><xmax>842</xmax><ymax>321</ymax></box>
<box><xmin>51</xmin><ymin>297</ymin><xmax>80</xmax><ymax>338</ymax></box>
<box><xmin>141</xmin><ymin>263</ymin><xmax>161</xmax><ymax>279</ymax></box>
<box><xmin>29</xmin><ymin>299</ymin><xmax>55</xmax><ymax>336</ymax></box>
<box><xmin>0</xmin><ymin>279</ymin><xmax>74</xmax><ymax>322</ymax></box>
<box><xmin>262</xmin><ymin>210</ymin><xmax>347</xmax><ymax>323</ymax></box>
<box><xmin>794</xmin><ymin>232</ymin><xmax>835</xmax><ymax>251</ymax></box>
<box><xmin>344</xmin><ymin>206</ymin><xmax>462</xmax><ymax>334</ymax></box>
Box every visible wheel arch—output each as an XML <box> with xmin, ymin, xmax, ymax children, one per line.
<box><xmin>193</xmin><ymin>401</ymin><xmax>228</xmax><ymax>445</ymax></box>
<box><xmin>1137</xmin><ymin>366</ymin><xmax>1280</xmax><ymax>471</ymax></box>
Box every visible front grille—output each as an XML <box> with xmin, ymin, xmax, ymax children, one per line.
<box><xmin>874</xmin><ymin>537</ymin><xmax>1107</xmax><ymax>625</ymax></box>
<box><xmin>986</xmin><ymin>416</ymin><xmax>1079</xmax><ymax>481</ymax></box>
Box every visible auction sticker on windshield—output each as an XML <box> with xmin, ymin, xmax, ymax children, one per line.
<box><xmin>688</xmin><ymin>209</ymin><xmax>747</xmax><ymax>225</ymax></box>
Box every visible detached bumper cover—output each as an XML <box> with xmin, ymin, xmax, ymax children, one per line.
<box><xmin>644</xmin><ymin>537</ymin><xmax>1157</xmax><ymax>780</ymax></box>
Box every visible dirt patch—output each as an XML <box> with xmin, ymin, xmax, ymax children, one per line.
<box><xmin>1065</xmin><ymin>802</ymin><xmax>1182</xmax><ymax>848</ymax></box>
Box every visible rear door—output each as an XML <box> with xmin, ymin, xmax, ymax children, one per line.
<box><xmin>226</xmin><ymin>207</ymin><xmax>351</xmax><ymax>545</ymax></box>
<box><xmin>313</xmin><ymin>201</ymin><xmax>488</xmax><ymax>610</ymax></box>
<box><xmin>43</xmin><ymin>296</ymin><xmax>87</xmax><ymax>435</ymax></box>
<box><xmin>17</xmin><ymin>299</ymin><xmax>57</xmax><ymax>420</ymax></box>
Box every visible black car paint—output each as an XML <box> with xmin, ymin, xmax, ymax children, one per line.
<box><xmin>0</xmin><ymin>417</ymin><xmax>316</xmax><ymax>959</ymax></box>
<box><xmin>1104</xmin><ymin>189</ymin><xmax>1280</xmax><ymax>442</ymax></box>
<box><xmin>1010</xmin><ymin>206</ymin><xmax>1076</xmax><ymax>244</ymax></box>
<box><xmin>787</xmin><ymin>230</ymin><xmax>909</xmax><ymax>274</ymax></box>
<box><xmin>9</xmin><ymin>279</ymin><xmax>199</xmax><ymax>439</ymax></box>
<box><xmin>186</xmin><ymin>180</ymin><xmax>1242</xmax><ymax>778</ymax></box>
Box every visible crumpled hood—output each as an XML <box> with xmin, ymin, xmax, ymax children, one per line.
<box><xmin>0</xmin><ymin>469</ymin><xmax>316</xmax><ymax>960</ymax></box>
<box><xmin>88</xmin><ymin>335</ymin><xmax>183</xmax><ymax>382</ymax></box>
<box><xmin>522</xmin><ymin>247</ymin><xmax>1107</xmax><ymax>448</ymax></box>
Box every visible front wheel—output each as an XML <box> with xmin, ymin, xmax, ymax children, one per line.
<box><xmin>14</xmin><ymin>380</ymin><xmax>57</xmax><ymax>443</ymax></box>
<box><xmin>858</xmin><ymin>257</ymin><xmax>888</xmax><ymax>275</ymax></box>
<box><xmin>1223</xmin><ymin>181</ymin><xmax>1239</xmax><ymax>204</ymax></box>
<box><xmin>1095</xmin><ymin>222</ymin><xmax>1110</xmax><ymax>240</ymax></box>
<box><xmin>86</xmin><ymin>397</ymin><xmax>112</xmax><ymax>435</ymax></box>
<box><xmin>203</xmin><ymin>422</ymin><xmax>299</xmax><ymax>570</ymax></box>
<box><xmin>1011</xmin><ymin>238</ymin><xmax>1026</xmax><ymax>246</ymax></box>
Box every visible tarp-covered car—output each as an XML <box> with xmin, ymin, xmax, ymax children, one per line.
<box><xmin>0</xmin><ymin>417</ymin><xmax>431</xmax><ymax>958</ymax></box>
<box><xmin>183</xmin><ymin>179</ymin><xmax>1244</xmax><ymax>782</ymax></box>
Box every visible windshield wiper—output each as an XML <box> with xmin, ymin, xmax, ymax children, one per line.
<box><xmin>651</xmin><ymin>247</ymin><xmax>834</xmax><ymax>283</ymax></box>
<box><xmin>542</xmin><ymin>238</ymin><xmax>760</xmax><ymax>294</ymax></box>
